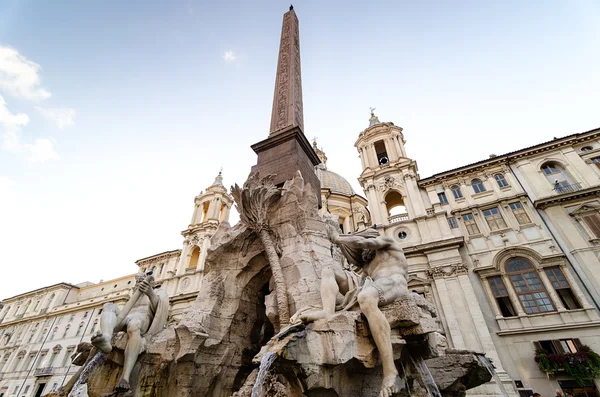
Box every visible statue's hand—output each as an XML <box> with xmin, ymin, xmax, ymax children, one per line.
<box><xmin>138</xmin><ymin>279</ymin><xmax>153</xmax><ymax>295</ymax></box>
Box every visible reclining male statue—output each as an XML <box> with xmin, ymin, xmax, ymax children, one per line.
<box><xmin>291</xmin><ymin>224</ymin><xmax>409</xmax><ymax>397</ymax></box>
<box><xmin>91</xmin><ymin>272</ymin><xmax>169</xmax><ymax>392</ymax></box>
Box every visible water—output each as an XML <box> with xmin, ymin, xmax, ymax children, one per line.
<box><xmin>68</xmin><ymin>351</ymin><xmax>108</xmax><ymax>397</ymax></box>
<box><xmin>477</xmin><ymin>355</ymin><xmax>509</xmax><ymax>397</ymax></box>
<box><xmin>410</xmin><ymin>355</ymin><xmax>442</xmax><ymax>397</ymax></box>
<box><xmin>251</xmin><ymin>352</ymin><xmax>277</xmax><ymax>397</ymax></box>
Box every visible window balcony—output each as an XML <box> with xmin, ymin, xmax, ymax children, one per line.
<box><xmin>388</xmin><ymin>213</ymin><xmax>409</xmax><ymax>224</ymax></box>
<box><xmin>553</xmin><ymin>182</ymin><xmax>582</xmax><ymax>194</ymax></box>
<box><xmin>34</xmin><ymin>367</ymin><xmax>54</xmax><ymax>377</ymax></box>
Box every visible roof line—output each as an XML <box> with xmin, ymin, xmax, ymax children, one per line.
<box><xmin>420</xmin><ymin>126</ymin><xmax>600</xmax><ymax>183</ymax></box>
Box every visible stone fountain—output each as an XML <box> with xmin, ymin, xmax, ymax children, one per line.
<box><xmin>51</xmin><ymin>171</ymin><xmax>494</xmax><ymax>397</ymax></box>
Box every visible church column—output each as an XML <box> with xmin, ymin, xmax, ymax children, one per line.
<box><xmin>385</xmin><ymin>137</ymin><xmax>399</xmax><ymax>161</ymax></box>
<box><xmin>359</xmin><ymin>146</ymin><xmax>367</xmax><ymax>169</ymax></box>
<box><xmin>393</xmin><ymin>134</ymin><xmax>406</xmax><ymax>157</ymax></box>
<box><xmin>432</xmin><ymin>277</ymin><xmax>466</xmax><ymax>349</ymax></box>
<box><xmin>177</xmin><ymin>243</ymin><xmax>192</xmax><ymax>275</ymax></box>
<box><xmin>365</xmin><ymin>186</ymin><xmax>386</xmax><ymax>225</ymax></box>
<box><xmin>368</xmin><ymin>144</ymin><xmax>379</xmax><ymax>167</ymax></box>
<box><xmin>404</xmin><ymin>174</ymin><xmax>426</xmax><ymax>217</ymax></box>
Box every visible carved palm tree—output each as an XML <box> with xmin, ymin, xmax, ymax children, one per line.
<box><xmin>231</xmin><ymin>172</ymin><xmax>290</xmax><ymax>326</ymax></box>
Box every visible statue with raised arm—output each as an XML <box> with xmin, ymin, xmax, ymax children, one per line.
<box><xmin>292</xmin><ymin>225</ymin><xmax>409</xmax><ymax>397</ymax></box>
<box><xmin>91</xmin><ymin>272</ymin><xmax>169</xmax><ymax>392</ymax></box>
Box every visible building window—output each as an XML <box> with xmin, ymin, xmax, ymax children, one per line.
<box><xmin>90</xmin><ymin>321</ymin><xmax>98</xmax><ymax>334</ymax></box>
<box><xmin>76</xmin><ymin>322</ymin><xmax>84</xmax><ymax>336</ymax></box>
<box><xmin>581</xmin><ymin>146</ymin><xmax>594</xmax><ymax>153</ymax></box>
<box><xmin>495</xmin><ymin>174</ymin><xmax>509</xmax><ymax>188</ymax></box>
<box><xmin>471</xmin><ymin>179</ymin><xmax>486</xmax><ymax>193</ymax></box>
<box><xmin>591</xmin><ymin>157</ymin><xmax>600</xmax><ymax>170</ymax></box>
<box><xmin>581</xmin><ymin>212</ymin><xmax>600</xmax><ymax>238</ymax></box>
<box><xmin>50</xmin><ymin>327</ymin><xmax>58</xmax><ymax>341</ymax></box>
<box><xmin>483</xmin><ymin>207</ymin><xmax>507</xmax><ymax>231</ymax></box>
<box><xmin>69</xmin><ymin>314</ymin><xmax>75</xmax><ymax>322</ymax></box>
<box><xmin>62</xmin><ymin>325</ymin><xmax>70</xmax><ymax>338</ymax></box>
<box><xmin>544</xmin><ymin>267</ymin><xmax>581</xmax><ymax>310</ymax></box>
<box><xmin>438</xmin><ymin>192</ymin><xmax>448</xmax><ymax>204</ymax></box>
<box><xmin>450</xmin><ymin>185</ymin><xmax>463</xmax><ymax>199</ymax></box>
<box><xmin>506</xmin><ymin>258</ymin><xmax>555</xmax><ymax>314</ymax></box>
<box><xmin>488</xmin><ymin>276</ymin><xmax>517</xmax><ymax>317</ymax></box>
<box><xmin>374</xmin><ymin>140</ymin><xmax>389</xmax><ymax>165</ymax></box>
<box><xmin>541</xmin><ymin>162</ymin><xmax>576</xmax><ymax>192</ymax></box>
<box><xmin>535</xmin><ymin>339</ymin><xmax>581</xmax><ymax>354</ymax></box>
<box><xmin>56</xmin><ymin>316</ymin><xmax>63</xmax><ymax>325</ymax></box>
<box><xmin>83</xmin><ymin>311</ymin><xmax>88</xmax><ymax>319</ymax></box>
<box><xmin>38</xmin><ymin>328</ymin><xmax>48</xmax><ymax>342</ymax></box>
<box><xmin>61</xmin><ymin>348</ymin><xmax>74</xmax><ymax>367</ymax></box>
<box><xmin>462</xmin><ymin>214</ymin><xmax>480</xmax><ymax>235</ymax></box>
<box><xmin>448</xmin><ymin>217</ymin><xmax>459</xmax><ymax>229</ymax></box>
<box><xmin>509</xmin><ymin>202</ymin><xmax>531</xmax><ymax>224</ymax></box>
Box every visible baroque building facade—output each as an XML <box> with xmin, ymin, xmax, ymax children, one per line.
<box><xmin>354</xmin><ymin>112</ymin><xmax>600</xmax><ymax>397</ymax></box>
<box><xmin>0</xmin><ymin>173</ymin><xmax>233</xmax><ymax>397</ymax></box>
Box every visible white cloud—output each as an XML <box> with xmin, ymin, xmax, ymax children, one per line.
<box><xmin>0</xmin><ymin>47</ymin><xmax>67</xmax><ymax>162</ymax></box>
<box><xmin>23</xmin><ymin>138</ymin><xmax>60</xmax><ymax>162</ymax></box>
<box><xmin>0</xmin><ymin>95</ymin><xmax>29</xmax><ymax>128</ymax></box>
<box><xmin>0</xmin><ymin>46</ymin><xmax>51</xmax><ymax>101</ymax></box>
<box><xmin>223</xmin><ymin>50</ymin><xmax>236</xmax><ymax>63</ymax></box>
<box><xmin>35</xmin><ymin>106</ymin><xmax>76</xmax><ymax>129</ymax></box>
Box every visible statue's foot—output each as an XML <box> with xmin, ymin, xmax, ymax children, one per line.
<box><xmin>90</xmin><ymin>332</ymin><xmax>112</xmax><ymax>354</ymax></box>
<box><xmin>115</xmin><ymin>378</ymin><xmax>130</xmax><ymax>392</ymax></box>
<box><xmin>379</xmin><ymin>374</ymin><xmax>404</xmax><ymax>397</ymax></box>
<box><xmin>299</xmin><ymin>310</ymin><xmax>331</xmax><ymax>323</ymax></box>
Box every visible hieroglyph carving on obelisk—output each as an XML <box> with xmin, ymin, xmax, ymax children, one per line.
<box><xmin>269</xmin><ymin>8</ymin><xmax>304</xmax><ymax>135</ymax></box>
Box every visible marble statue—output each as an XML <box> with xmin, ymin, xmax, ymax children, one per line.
<box><xmin>292</xmin><ymin>224</ymin><xmax>409</xmax><ymax>397</ymax></box>
<box><xmin>91</xmin><ymin>272</ymin><xmax>169</xmax><ymax>392</ymax></box>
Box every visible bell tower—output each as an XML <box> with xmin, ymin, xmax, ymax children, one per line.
<box><xmin>355</xmin><ymin>111</ymin><xmax>425</xmax><ymax>226</ymax></box>
<box><xmin>176</xmin><ymin>171</ymin><xmax>233</xmax><ymax>275</ymax></box>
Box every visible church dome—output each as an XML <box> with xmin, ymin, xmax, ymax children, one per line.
<box><xmin>312</xmin><ymin>140</ymin><xmax>355</xmax><ymax>196</ymax></box>
<box><xmin>315</xmin><ymin>167</ymin><xmax>356</xmax><ymax>196</ymax></box>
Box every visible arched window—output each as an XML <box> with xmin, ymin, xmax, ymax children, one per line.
<box><xmin>385</xmin><ymin>191</ymin><xmax>406</xmax><ymax>216</ymax></box>
<box><xmin>494</xmin><ymin>174</ymin><xmax>509</xmax><ymax>188</ymax></box>
<box><xmin>374</xmin><ymin>140</ymin><xmax>389</xmax><ymax>165</ymax></box>
<box><xmin>506</xmin><ymin>258</ymin><xmax>554</xmax><ymax>314</ymax></box>
<box><xmin>541</xmin><ymin>162</ymin><xmax>575</xmax><ymax>192</ymax></box>
<box><xmin>471</xmin><ymin>179</ymin><xmax>486</xmax><ymax>193</ymax></box>
<box><xmin>188</xmin><ymin>246</ymin><xmax>200</xmax><ymax>269</ymax></box>
<box><xmin>450</xmin><ymin>185</ymin><xmax>463</xmax><ymax>199</ymax></box>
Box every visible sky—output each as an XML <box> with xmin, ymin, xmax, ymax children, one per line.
<box><xmin>1</xmin><ymin>0</ymin><xmax>599</xmax><ymax>300</ymax></box>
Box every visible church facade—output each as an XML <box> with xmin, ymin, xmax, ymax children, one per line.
<box><xmin>352</xmin><ymin>112</ymin><xmax>600</xmax><ymax>397</ymax></box>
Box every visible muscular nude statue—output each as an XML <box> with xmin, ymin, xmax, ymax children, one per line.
<box><xmin>292</xmin><ymin>225</ymin><xmax>409</xmax><ymax>397</ymax></box>
<box><xmin>91</xmin><ymin>272</ymin><xmax>168</xmax><ymax>391</ymax></box>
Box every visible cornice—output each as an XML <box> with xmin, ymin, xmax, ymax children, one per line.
<box><xmin>403</xmin><ymin>236</ymin><xmax>464</xmax><ymax>256</ymax></box>
<box><xmin>419</xmin><ymin>128</ymin><xmax>600</xmax><ymax>187</ymax></box>
<box><xmin>534</xmin><ymin>186</ymin><xmax>600</xmax><ymax>209</ymax></box>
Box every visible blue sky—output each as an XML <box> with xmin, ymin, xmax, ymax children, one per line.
<box><xmin>1</xmin><ymin>0</ymin><xmax>599</xmax><ymax>299</ymax></box>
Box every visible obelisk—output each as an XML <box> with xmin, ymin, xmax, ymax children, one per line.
<box><xmin>251</xmin><ymin>6</ymin><xmax>321</xmax><ymax>206</ymax></box>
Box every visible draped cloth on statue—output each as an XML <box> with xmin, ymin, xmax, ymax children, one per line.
<box><xmin>145</xmin><ymin>289</ymin><xmax>170</xmax><ymax>337</ymax></box>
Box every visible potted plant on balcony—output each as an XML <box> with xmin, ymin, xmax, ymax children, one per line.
<box><xmin>534</xmin><ymin>345</ymin><xmax>600</xmax><ymax>385</ymax></box>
